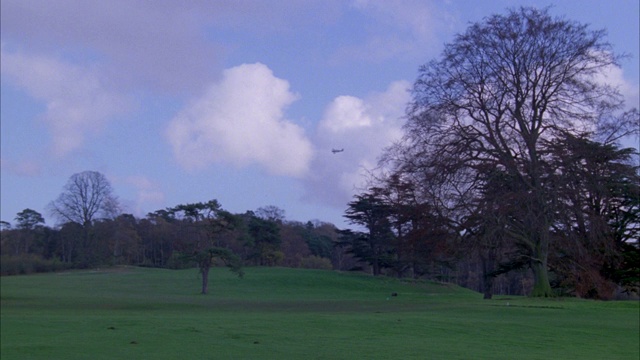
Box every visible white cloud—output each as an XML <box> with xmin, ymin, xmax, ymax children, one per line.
<box><xmin>166</xmin><ymin>63</ymin><xmax>314</xmax><ymax>178</ymax></box>
<box><xmin>0</xmin><ymin>157</ymin><xmax>41</xmax><ymax>177</ymax></box>
<box><xmin>353</xmin><ymin>0</ymin><xmax>438</xmax><ymax>39</ymax></box>
<box><xmin>320</xmin><ymin>96</ymin><xmax>372</xmax><ymax>132</ymax></box>
<box><xmin>0</xmin><ymin>0</ymin><xmax>342</xmax><ymax>94</ymax></box>
<box><xmin>123</xmin><ymin>175</ymin><xmax>165</xmax><ymax>216</ymax></box>
<box><xmin>596</xmin><ymin>63</ymin><xmax>640</xmax><ymax>110</ymax></box>
<box><xmin>0</xmin><ymin>0</ymin><xmax>218</xmax><ymax>94</ymax></box>
<box><xmin>0</xmin><ymin>46</ymin><xmax>130</xmax><ymax>156</ymax></box>
<box><xmin>304</xmin><ymin>80</ymin><xmax>410</xmax><ymax>206</ymax></box>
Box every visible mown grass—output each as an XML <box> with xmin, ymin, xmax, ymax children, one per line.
<box><xmin>1</xmin><ymin>266</ymin><xmax>638</xmax><ymax>359</ymax></box>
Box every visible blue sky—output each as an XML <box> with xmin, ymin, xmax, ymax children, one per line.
<box><xmin>1</xmin><ymin>0</ymin><xmax>639</xmax><ymax>228</ymax></box>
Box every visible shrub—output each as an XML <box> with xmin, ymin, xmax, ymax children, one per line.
<box><xmin>0</xmin><ymin>254</ymin><xmax>71</xmax><ymax>276</ymax></box>
<box><xmin>300</xmin><ymin>256</ymin><xmax>332</xmax><ymax>270</ymax></box>
<box><xmin>166</xmin><ymin>252</ymin><xmax>196</xmax><ymax>270</ymax></box>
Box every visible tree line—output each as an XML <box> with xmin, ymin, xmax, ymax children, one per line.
<box><xmin>0</xmin><ymin>172</ymin><xmax>357</xmax><ymax>293</ymax></box>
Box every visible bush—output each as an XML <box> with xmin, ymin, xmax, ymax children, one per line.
<box><xmin>0</xmin><ymin>254</ymin><xmax>71</xmax><ymax>276</ymax></box>
<box><xmin>300</xmin><ymin>256</ymin><xmax>332</xmax><ymax>270</ymax></box>
<box><xmin>166</xmin><ymin>252</ymin><xmax>196</xmax><ymax>270</ymax></box>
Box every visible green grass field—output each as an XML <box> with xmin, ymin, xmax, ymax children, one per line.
<box><xmin>1</xmin><ymin>266</ymin><xmax>638</xmax><ymax>359</ymax></box>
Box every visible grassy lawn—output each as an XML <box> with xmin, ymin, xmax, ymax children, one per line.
<box><xmin>1</xmin><ymin>266</ymin><xmax>638</xmax><ymax>359</ymax></box>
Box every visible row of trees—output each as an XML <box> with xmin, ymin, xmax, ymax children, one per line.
<box><xmin>341</xmin><ymin>7</ymin><xmax>639</xmax><ymax>299</ymax></box>
<box><xmin>341</xmin><ymin>136</ymin><xmax>639</xmax><ymax>299</ymax></box>
<box><xmin>1</xmin><ymin>173</ymin><xmax>357</xmax><ymax>294</ymax></box>
<box><xmin>2</xmin><ymin>148</ymin><xmax>637</xmax><ymax>298</ymax></box>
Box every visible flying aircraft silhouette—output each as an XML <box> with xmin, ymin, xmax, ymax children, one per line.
<box><xmin>332</xmin><ymin>148</ymin><xmax>344</xmax><ymax>154</ymax></box>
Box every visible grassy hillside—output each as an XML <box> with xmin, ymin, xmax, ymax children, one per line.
<box><xmin>1</xmin><ymin>266</ymin><xmax>638</xmax><ymax>359</ymax></box>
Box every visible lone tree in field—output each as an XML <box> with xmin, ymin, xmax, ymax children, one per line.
<box><xmin>389</xmin><ymin>7</ymin><xmax>635</xmax><ymax>297</ymax></box>
<box><xmin>169</xmin><ymin>200</ymin><xmax>243</xmax><ymax>294</ymax></box>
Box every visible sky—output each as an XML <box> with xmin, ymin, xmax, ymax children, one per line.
<box><xmin>1</xmin><ymin>0</ymin><xmax>639</xmax><ymax>228</ymax></box>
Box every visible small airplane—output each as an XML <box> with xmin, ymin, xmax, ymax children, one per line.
<box><xmin>331</xmin><ymin>148</ymin><xmax>344</xmax><ymax>154</ymax></box>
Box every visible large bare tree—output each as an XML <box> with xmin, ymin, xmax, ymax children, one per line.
<box><xmin>49</xmin><ymin>171</ymin><xmax>120</xmax><ymax>226</ymax></box>
<box><xmin>48</xmin><ymin>171</ymin><xmax>120</xmax><ymax>266</ymax></box>
<box><xmin>389</xmin><ymin>7</ymin><xmax>635</xmax><ymax>296</ymax></box>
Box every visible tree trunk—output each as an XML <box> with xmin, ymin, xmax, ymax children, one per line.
<box><xmin>528</xmin><ymin>192</ymin><xmax>555</xmax><ymax>297</ymax></box>
<box><xmin>483</xmin><ymin>277</ymin><xmax>494</xmax><ymax>300</ymax></box>
<box><xmin>201</xmin><ymin>265</ymin><xmax>210</xmax><ymax>295</ymax></box>
<box><xmin>530</xmin><ymin>244</ymin><xmax>553</xmax><ymax>297</ymax></box>
<box><xmin>372</xmin><ymin>256</ymin><xmax>381</xmax><ymax>276</ymax></box>
<box><xmin>481</xmin><ymin>252</ymin><xmax>495</xmax><ymax>300</ymax></box>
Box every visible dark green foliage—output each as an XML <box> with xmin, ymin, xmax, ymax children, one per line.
<box><xmin>305</xmin><ymin>234</ymin><xmax>333</xmax><ymax>258</ymax></box>
<box><xmin>545</xmin><ymin>134</ymin><xmax>640</xmax><ymax>298</ymax></box>
<box><xmin>343</xmin><ymin>191</ymin><xmax>396</xmax><ymax>276</ymax></box>
<box><xmin>606</xmin><ymin>242</ymin><xmax>640</xmax><ymax>294</ymax></box>
<box><xmin>303</xmin><ymin>221</ymin><xmax>333</xmax><ymax>259</ymax></box>
<box><xmin>15</xmin><ymin>209</ymin><xmax>45</xmax><ymax>230</ymax></box>
<box><xmin>207</xmin><ymin>247</ymin><xmax>244</xmax><ymax>277</ymax></box>
<box><xmin>167</xmin><ymin>200</ymin><xmax>243</xmax><ymax>294</ymax></box>
<box><xmin>299</xmin><ymin>255</ymin><xmax>333</xmax><ymax>270</ymax></box>
<box><xmin>245</xmin><ymin>213</ymin><xmax>282</xmax><ymax>266</ymax></box>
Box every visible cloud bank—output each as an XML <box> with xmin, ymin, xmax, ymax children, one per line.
<box><xmin>332</xmin><ymin>0</ymin><xmax>452</xmax><ymax>63</ymax></box>
<box><xmin>167</xmin><ymin>63</ymin><xmax>314</xmax><ymax>178</ymax></box>
<box><xmin>0</xmin><ymin>45</ymin><xmax>130</xmax><ymax>157</ymax></box>
<box><xmin>0</xmin><ymin>0</ymin><xmax>341</xmax><ymax>94</ymax></box>
<box><xmin>0</xmin><ymin>0</ymin><xmax>221</xmax><ymax>94</ymax></box>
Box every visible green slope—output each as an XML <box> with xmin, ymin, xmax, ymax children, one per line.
<box><xmin>1</xmin><ymin>267</ymin><xmax>638</xmax><ymax>359</ymax></box>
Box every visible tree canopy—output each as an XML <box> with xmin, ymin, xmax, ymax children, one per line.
<box><xmin>48</xmin><ymin>171</ymin><xmax>120</xmax><ymax>226</ymax></box>
<box><xmin>381</xmin><ymin>7</ymin><xmax>639</xmax><ymax>297</ymax></box>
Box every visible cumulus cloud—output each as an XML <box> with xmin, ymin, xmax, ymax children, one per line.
<box><xmin>122</xmin><ymin>175</ymin><xmax>165</xmax><ymax>216</ymax></box>
<box><xmin>0</xmin><ymin>46</ymin><xmax>130</xmax><ymax>156</ymax></box>
<box><xmin>304</xmin><ymin>80</ymin><xmax>410</xmax><ymax>207</ymax></box>
<box><xmin>595</xmin><ymin>63</ymin><xmax>640</xmax><ymax>109</ymax></box>
<box><xmin>166</xmin><ymin>63</ymin><xmax>314</xmax><ymax>177</ymax></box>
